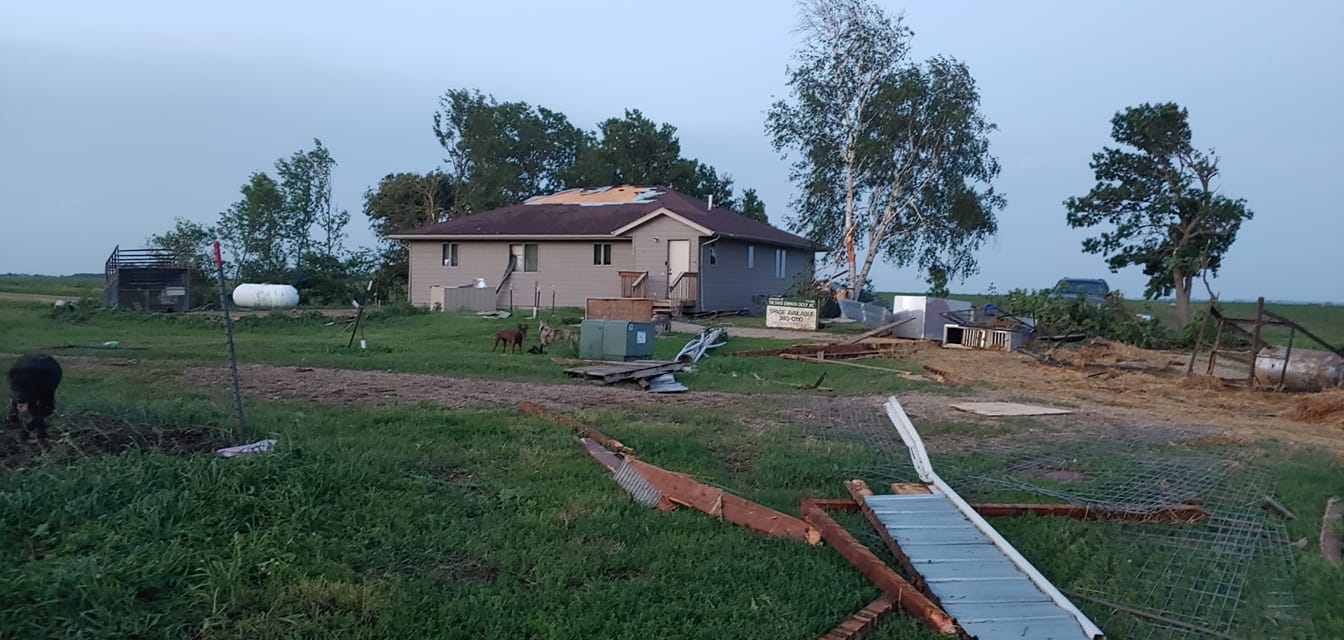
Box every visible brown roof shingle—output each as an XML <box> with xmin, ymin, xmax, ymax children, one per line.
<box><xmin>387</xmin><ymin>186</ymin><xmax>817</xmax><ymax>250</ymax></box>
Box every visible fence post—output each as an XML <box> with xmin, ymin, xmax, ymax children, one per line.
<box><xmin>1247</xmin><ymin>296</ymin><xmax>1265</xmax><ymax>388</ymax></box>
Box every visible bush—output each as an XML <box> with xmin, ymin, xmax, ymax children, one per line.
<box><xmin>47</xmin><ymin>298</ymin><xmax>97</xmax><ymax>324</ymax></box>
<box><xmin>998</xmin><ymin>288</ymin><xmax>1171</xmax><ymax>349</ymax></box>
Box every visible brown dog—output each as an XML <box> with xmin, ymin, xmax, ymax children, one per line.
<box><xmin>493</xmin><ymin>324</ymin><xmax>528</xmax><ymax>353</ymax></box>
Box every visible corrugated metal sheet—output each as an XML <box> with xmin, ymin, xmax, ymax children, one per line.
<box><xmin>866</xmin><ymin>492</ymin><xmax>1093</xmax><ymax>639</ymax></box>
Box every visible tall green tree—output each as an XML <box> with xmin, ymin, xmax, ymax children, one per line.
<box><xmin>363</xmin><ymin>170</ymin><xmax>456</xmax><ymax>290</ymax></box>
<box><xmin>433</xmin><ymin>89</ymin><xmax>584</xmax><ymax>214</ymax></box>
<box><xmin>766</xmin><ymin>0</ymin><xmax>1003</xmax><ymax>295</ymax></box>
<box><xmin>567</xmin><ymin>109</ymin><xmax>683</xmax><ymax>187</ymax></box>
<box><xmin>216</xmin><ymin>172</ymin><xmax>287</xmax><ymax>281</ymax></box>
<box><xmin>1065</xmin><ymin>102</ymin><xmax>1253</xmax><ymax>325</ymax></box>
<box><xmin>739</xmin><ymin>188</ymin><xmax>768</xmax><ymax>223</ymax></box>
<box><xmin>275</xmin><ymin>139</ymin><xmax>348</xmax><ymax>260</ymax></box>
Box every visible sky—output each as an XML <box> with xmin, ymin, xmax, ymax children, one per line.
<box><xmin>2</xmin><ymin>1</ymin><xmax>1341</xmax><ymax>303</ymax></box>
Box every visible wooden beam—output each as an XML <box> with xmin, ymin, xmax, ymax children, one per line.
<box><xmin>890</xmin><ymin>483</ymin><xmax>933</xmax><ymax>495</ymax></box>
<box><xmin>517</xmin><ymin>401</ymin><xmax>633</xmax><ymax>455</ymax></box>
<box><xmin>969</xmin><ymin>502</ymin><xmax>1206</xmax><ymax>524</ymax></box>
<box><xmin>819</xmin><ymin>594</ymin><xmax>899</xmax><ymax>640</ymax></box>
<box><xmin>805</xmin><ymin>498</ymin><xmax>862</xmax><ymax>512</ymax></box>
<box><xmin>625</xmin><ymin>458</ymin><xmax>822</xmax><ymax>545</ymax></box>
<box><xmin>840</xmin><ymin>316</ymin><xmax>916</xmax><ymax>345</ymax></box>
<box><xmin>1322</xmin><ymin>496</ymin><xmax>1342</xmax><ymax>566</ymax></box>
<box><xmin>779</xmin><ymin>353</ymin><xmax>936</xmax><ymax>382</ymax></box>
<box><xmin>800</xmin><ymin>499</ymin><xmax>960</xmax><ymax>636</ymax></box>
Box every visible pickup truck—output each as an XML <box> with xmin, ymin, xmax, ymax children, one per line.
<box><xmin>1049</xmin><ymin>278</ymin><xmax>1109</xmax><ymax>303</ymax></box>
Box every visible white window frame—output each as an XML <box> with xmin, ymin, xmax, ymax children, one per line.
<box><xmin>510</xmin><ymin>243</ymin><xmax>539</xmax><ymax>272</ymax></box>
<box><xmin>442</xmin><ymin>243</ymin><xmax>458</xmax><ymax>267</ymax></box>
<box><xmin>747</xmin><ymin>245</ymin><xmax>755</xmax><ymax>269</ymax></box>
<box><xmin>775</xmin><ymin>248</ymin><xmax>787</xmax><ymax>279</ymax></box>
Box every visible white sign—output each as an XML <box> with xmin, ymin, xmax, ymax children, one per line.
<box><xmin>765</xmin><ymin>297</ymin><xmax>818</xmax><ymax>331</ymax></box>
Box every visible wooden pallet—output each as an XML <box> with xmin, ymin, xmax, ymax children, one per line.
<box><xmin>564</xmin><ymin>359</ymin><xmax>687</xmax><ymax>384</ymax></box>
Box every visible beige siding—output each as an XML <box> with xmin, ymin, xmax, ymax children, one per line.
<box><xmin>407</xmin><ymin>240</ymin><xmax>632</xmax><ymax>308</ymax></box>
<box><xmin>627</xmin><ymin>216</ymin><xmax>701</xmax><ymax>297</ymax></box>
<box><xmin>699</xmin><ymin>240</ymin><xmax>814</xmax><ymax>311</ymax></box>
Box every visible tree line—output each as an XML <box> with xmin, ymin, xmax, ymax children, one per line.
<box><xmin>150</xmin><ymin>0</ymin><xmax>1252</xmax><ymax>324</ymax></box>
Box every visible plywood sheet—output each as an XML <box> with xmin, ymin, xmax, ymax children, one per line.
<box><xmin>950</xmin><ymin>402</ymin><xmax>1073</xmax><ymax>416</ymax></box>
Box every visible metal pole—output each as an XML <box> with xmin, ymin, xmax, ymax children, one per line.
<box><xmin>212</xmin><ymin>242</ymin><xmax>248</xmax><ymax>442</ymax></box>
<box><xmin>1280</xmin><ymin>326</ymin><xmax>1295</xmax><ymax>388</ymax></box>
<box><xmin>1247</xmin><ymin>296</ymin><xmax>1265</xmax><ymax>388</ymax></box>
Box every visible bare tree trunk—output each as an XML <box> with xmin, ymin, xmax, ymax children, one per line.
<box><xmin>1173</xmin><ymin>272</ymin><xmax>1193</xmax><ymax>326</ymax></box>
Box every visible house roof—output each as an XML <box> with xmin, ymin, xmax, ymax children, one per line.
<box><xmin>387</xmin><ymin>186</ymin><xmax>818</xmax><ymax>250</ymax></box>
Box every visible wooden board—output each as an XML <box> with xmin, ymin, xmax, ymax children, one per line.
<box><xmin>586</xmin><ymin>297</ymin><xmax>655</xmax><ymax>322</ymax></box>
<box><xmin>820</xmin><ymin>594</ymin><xmax>899</xmax><ymax>640</ymax></box>
<box><xmin>626</xmin><ymin>458</ymin><xmax>821</xmax><ymax>544</ymax></box>
<box><xmin>950</xmin><ymin>402</ymin><xmax>1073</xmax><ymax>416</ymax></box>
<box><xmin>564</xmin><ymin>360</ymin><xmax>685</xmax><ymax>384</ymax></box>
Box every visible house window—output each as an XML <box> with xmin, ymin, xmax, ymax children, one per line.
<box><xmin>510</xmin><ymin>243</ymin><xmax>538</xmax><ymax>272</ymax></box>
<box><xmin>708</xmin><ymin>246</ymin><xmax>717</xmax><ymax>266</ymax></box>
<box><xmin>593</xmin><ymin>243</ymin><xmax>612</xmax><ymax>266</ymax></box>
<box><xmin>747</xmin><ymin>245</ymin><xmax>755</xmax><ymax>269</ymax></box>
<box><xmin>775</xmin><ymin>249</ymin><xmax>787</xmax><ymax>279</ymax></box>
<box><xmin>441</xmin><ymin>243</ymin><xmax>458</xmax><ymax>267</ymax></box>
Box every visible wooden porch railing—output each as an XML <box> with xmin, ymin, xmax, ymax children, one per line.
<box><xmin>668</xmin><ymin>271</ymin><xmax>698</xmax><ymax>304</ymax></box>
<box><xmin>620</xmin><ymin>271</ymin><xmax>648</xmax><ymax>298</ymax></box>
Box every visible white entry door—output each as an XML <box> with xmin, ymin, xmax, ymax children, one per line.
<box><xmin>666</xmin><ymin>239</ymin><xmax>690</xmax><ymax>295</ymax></box>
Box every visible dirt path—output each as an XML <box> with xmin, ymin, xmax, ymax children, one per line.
<box><xmin>0</xmin><ymin>292</ymin><xmax>73</xmax><ymax>303</ymax></box>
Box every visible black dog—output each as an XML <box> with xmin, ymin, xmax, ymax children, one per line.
<box><xmin>7</xmin><ymin>354</ymin><xmax>62</xmax><ymax>440</ymax></box>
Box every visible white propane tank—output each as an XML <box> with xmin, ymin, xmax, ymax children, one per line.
<box><xmin>231</xmin><ymin>283</ymin><xmax>300</xmax><ymax>309</ymax></box>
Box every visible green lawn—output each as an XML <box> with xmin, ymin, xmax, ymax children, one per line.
<box><xmin>0</xmin><ymin>274</ymin><xmax>103</xmax><ymax>298</ymax></box>
<box><xmin>0</xmin><ymin>300</ymin><xmax>935</xmax><ymax>397</ymax></box>
<box><xmin>2</xmin><ymin>291</ymin><xmax>1342</xmax><ymax>639</ymax></box>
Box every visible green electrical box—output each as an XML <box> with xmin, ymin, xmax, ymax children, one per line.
<box><xmin>580</xmin><ymin>319</ymin><xmax>655</xmax><ymax>361</ymax></box>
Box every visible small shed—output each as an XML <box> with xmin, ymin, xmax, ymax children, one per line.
<box><xmin>103</xmin><ymin>246</ymin><xmax>190</xmax><ymax>312</ymax></box>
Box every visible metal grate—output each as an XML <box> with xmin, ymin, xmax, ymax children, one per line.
<box><xmin>788</xmin><ymin>400</ymin><xmax>1315</xmax><ymax>639</ymax></box>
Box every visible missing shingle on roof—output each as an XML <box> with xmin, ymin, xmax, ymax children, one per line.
<box><xmin>524</xmin><ymin>185</ymin><xmax>662</xmax><ymax>206</ymax></box>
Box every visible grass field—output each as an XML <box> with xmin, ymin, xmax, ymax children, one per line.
<box><xmin>0</xmin><ymin>274</ymin><xmax>103</xmax><ymax>298</ymax></box>
<box><xmin>2</xmin><ymin>279</ymin><xmax>1343</xmax><ymax>638</ymax></box>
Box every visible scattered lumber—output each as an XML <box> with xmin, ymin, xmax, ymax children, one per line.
<box><xmin>625</xmin><ymin>458</ymin><xmax>821</xmax><ymax>545</ymax></box>
<box><xmin>800</xmin><ymin>499</ymin><xmax>960</xmax><ymax>636</ymax></box>
<box><xmin>1323</xmin><ymin>496</ymin><xmax>1342</xmax><ymax>566</ymax></box>
<box><xmin>839</xmin><ymin>316</ymin><xmax>916</xmax><ymax>345</ymax></box>
<box><xmin>819</xmin><ymin>594</ymin><xmax>898</xmax><ymax>640</ymax></box>
<box><xmin>779</xmin><ymin>353</ymin><xmax>937</xmax><ymax>382</ymax></box>
<box><xmin>731</xmin><ymin>342</ymin><xmax>901</xmax><ymax>359</ymax></box>
<box><xmin>970</xmin><ymin>502</ymin><xmax>1207</xmax><ymax>524</ymax></box>
<box><xmin>751</xmin><ymin>371</ymin><xmax>833</xmax><ymax>391</ymax></box>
